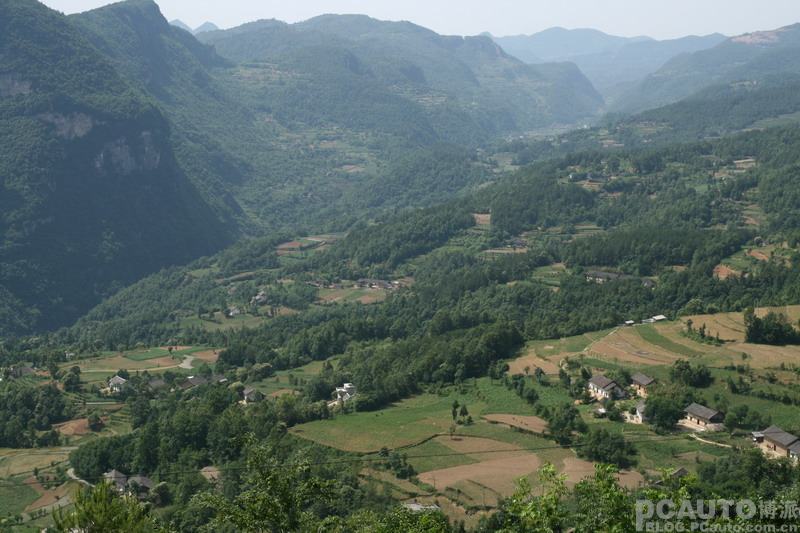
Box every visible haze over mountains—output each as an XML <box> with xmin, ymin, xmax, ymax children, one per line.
<box><xmin>2</xmin><ymin>0</ymin><xmax>800</xmax><ymax>335</ymax></box>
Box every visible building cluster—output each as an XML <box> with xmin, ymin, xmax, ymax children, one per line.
<box><xmin>103</xmin><ymin>469</ymin><xmax>155</xmax><ymax>499</ymax></box>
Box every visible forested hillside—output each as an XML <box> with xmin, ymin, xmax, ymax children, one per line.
<box><xmin>0</xmin><ymin>0</ymin><xmax>233</xmax><ymax>333</ymax></box>
<box><xmin>198</xmin><ymin>15</ymin><xmax>605</xmax><ymax>133</ymax></box>
<box><xmin>614</xmin><ymin>23</ymin><xmax>800</xmax><ymax>113</ymax></box>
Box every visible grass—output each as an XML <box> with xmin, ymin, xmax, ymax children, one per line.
<box><xmin>403</xmin><ymin>438</ymin><xmax>478</xmax><ymax>473</ymax></box>
<box><xmin>636</xmin><ymin>325</ymin><xmax>706</xmax><ymax>358</ymax></box>
<box><xmin>0</xmin><ymin>477</ymin><xmax>39</xmax><ymax>518</ymax></box>
<box><xmin>529</xmin><ymin>330</ymin><xmax>613</xmax><ymax>358</ymax></box>
<box><xmin>0</xmin><ymin>452</ymin><xmax>69</xmax><ymax>478</ymax></box>
<box><xmin>291</xmin><ymin>392</ymin><xmax>487</xmax><ymax>453</ymax></box>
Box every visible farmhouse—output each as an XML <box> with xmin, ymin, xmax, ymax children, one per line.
<box><xmin>683</xmin><ymin>403</ymin><xmax>725</xmax><ymax>430</ymax></box>
<box><xmin>108</xmin><ymin>375</ymin><xmax>131</xmax><ymax>393</ymax></box>
<box><xmin>631</xmin><ymin>373</ymin><xmax>656</xmax><ymax>397</ymax></box>
<box><xmin>210</xmin><ymin>374</ymin><xmax>229</xmax><ymax>385</ymax></box>
<box><xmin>127</xmin><ymin>475</ymin><xmax>155</xmax><ymax>499</ymax></box>
<box><xmin>335</xmin><ymin>382</ymin><xmax>357</xmax><ymax>403</ymax></box>
<box><xmin>103</xmin><ymin>470</ymin><xmax>155</xmax><ymax>499</ymax></box>
<box><xmin>10</xmin><ymin>366</ymin><xmax>34</xmax><ymax>379</ymax></box>
<box><xmin>104</xmin><ymin>469</ymin><xmax>128</xmax><ymax>492</ymax></box>
<box><xmin>147</xmin><ymin>378</ymin><xmax>166</xmax><ymax>391</ymax></box>
<box><xmin>356</xmin><ymin>279</ymin><xmax>396</xmax><ymax>290</ymax></box>
<box><xmin>243</xmin><ymin>386</ymin><xmax>265</xmax><ymax>403</ymax></box>
<box><xmin>752</xmin><ymin>425</ymin><xmax>800</xmax><ymax>459</ymax></box>
<box><xmin>181</xmin><ymin>375</ymin><xmax>208</xmax><ymax>389</ymax></box>
<box><xmin>631</xmin><ymin>401</ymin><xmax>648</xmax><ymax>424</ymax></box>
<box><xmin>587</xmin><ymin>374</ymin><xmax>626</xmax><ymax>400</ymax></box>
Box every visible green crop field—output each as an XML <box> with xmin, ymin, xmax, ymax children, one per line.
<box><xmin>636</xmin><ymin>325</ymin><xmax>706</xmax><ymax>358</ymax></box>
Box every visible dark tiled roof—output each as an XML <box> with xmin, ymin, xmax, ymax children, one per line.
<box><xmin>762</xmin><ymin>425</ymin><xmax>800</xmax><ymax>448</ymax></box>
<box><xmin>589</xmin><ymin>374</ymin><xmax>618</xmax><ymax>391</ymax></box>
<box><xmin>128</xmin><ymin>475</ymin><xmax>155</xmax><ymax>490</ymax></box>
<box><xmin>631</xmin><ymin>373</ymin><xmax>655</xmax><ymax>386</ymax></box>
<box><xmin>685</xmin><ymin>403</ymin><xmax>721</xmax><ymax>421</ymax></box>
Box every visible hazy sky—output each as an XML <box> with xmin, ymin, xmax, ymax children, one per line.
<box><xmin>40</xmin><ymin>0</ymin><xmax>800</xmax><ymax>40</ymax></box>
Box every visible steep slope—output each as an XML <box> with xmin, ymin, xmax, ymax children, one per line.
<box><xmin>613</xmin><ymin>24</ymin><xmax>800</xmax><ymax>114</ymax></box>
<box><xmin>571</xmin><ymin>34</ymin><xmax>727</xmax><ymax>97</ymax></box>
<box><xmin>0</xmin><ymin>0</ymin><xmax>233</xmax><ymax>332</ymax></box>
<box><xmin>199</xmin><ymin>15</ymin><xmax>604</xmax><ymax>133</ymax></box>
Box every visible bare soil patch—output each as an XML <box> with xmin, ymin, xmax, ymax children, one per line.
<box><xmin>713</xmin><ymin>264</ymin><xmax>740</xmax><ymax>279</ymax></box>
<box><xmin>145</xmin><ymin>355</ymin><xmax>180</xmax><ymax>367</ymax></box>
<box><xmin>473</xmin><ymin>213</ymin><xmax>491</xmax><ymax>225</ymax></box>
<box><xmin>355</xmin><ymin>295</ymin><xmax>382</xmax><ymax>304</ymax></box>
<box><xmin>436</xmin><ymin>436</ymin><xmax>526</xmax><ymax>461</ymax></box>
<box><xmin>276</xmin><ymin>241</ymin><xmax>303</xmax><ymax>249</ymax></box>
<box><xmin>53</xmin><ymin>418</ymin><xmax>90</xmax><ymax>436</ymax></box>
<box><xmin>616</xmin><ymin>469</ymin><xmax>645</xmax><ymax>489</ymax></box>
<box><xmin>418</xmin><ymin>453</ymin><xmax>542</xmax><ymax>496</ymax></box>
<box><xmin>748</xmin><ymin>249</ymin><xmax>769</xmax><ymax>262</ymax></box>
<box><xmin>483</xmin><ymin>414</ymin><xmax>548</xmax><ymax>433</ymax></box>
<box><xmin>507</xmin><ymin>350</ymin><xmax>560</xmax><ymax>375</ymax></box>
<box><xmin>192</xmin><ymin>350</ymin><xmax>219</xmax><ymax>362</ymax></box>
<box><xmin>162</xmin><ymin>345</ymin><xmax>190</xmax><ymax>351</ymax></box>
<box><xmin>560</xmin><ymin>457</ymin><xmax>596</xmax><ymax>487</ymax></box>
<box><xmin>24</xmin><ymin>477</ymin><xmax>70</xmax><ymax>510</ymax></box>
<box><xmin>200</xmin><ymin>466</ymin><xmax>220</xmax><ymax>482</ymax></box>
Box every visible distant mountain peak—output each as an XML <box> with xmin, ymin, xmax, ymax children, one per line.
<box><xmin>169</xmin><ymin>19</ymin><xmax>192</xmax><ymax>32</ymax></box>
<box><xmin>193</xmin><ymin>22</ymin><xmax>219</xmax><ymax>34</ymax></box>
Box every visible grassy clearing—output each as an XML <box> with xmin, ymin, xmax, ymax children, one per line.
<box><xmin>530</xmin><ymin>330</ymin><xmax>613</xmax><ymax>358</ymax></box>
<box><xmin>0</xmin><ymin>452</ymin><xmax>69</xmax><ymax>478</ymax></box>
<box><xmin>291</xmin><ymin>392</ymin><xmax>487</xmax><ymax>453</ymax></box>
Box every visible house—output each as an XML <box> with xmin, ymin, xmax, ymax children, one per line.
<box><xmin>652</xmin><ymin>315</ymin><xmax>667</xmax><ymax>321</ymax></box>
<box><xmin>357</xmin><ymin>278</ymin><xmax>393</xmax><ymax>290</ymax></box>
<box><xmin>683</xmin><ymin>403</ymin><xmax>725</xmax><ymax>430</ymax></box>
<box><xmin>243</xmin><ymin>386</ymin><xmax>265</xmax><ymax>403</ymax></box>
<box><xmin>108</xmin><ymin>375</ymin><xmax>131</xmax><ymax>394</ymax></box>
<box><xmin>631</xmin><ymin>373</ymin><xmax>656</xmax><ymax>397</ymax></box>
<box><xmin>127</xmin><ymin>475</ymin><xmax>155</xmax><ymax>499</ymax></box>
<box><xmin>623</xmin><ymin>320</ymin><xmax>636</xmax><ymax>327</ymax></box>
<box><xmin>228</xmin><ymin>306</ymin><xmax>242</xmax><ymax>316</ymax></box>
<box><xmin>210</xmin><ymin>374</ymin><xmax>229</xmax><ymax>385</ymax></box>
<box><xmin>104</xmin><ymin>469</ymin><xmax>128</xmax><ymax>492</ymax></box>
<box><xmin>754</xmin><ymin>425</ymin><xmax>800</xmax><ymax>458</ymax></box>
<box><xmin>588</xmin><ymin>374</ymin><xmax>626</xmax><ymax>400</ymax></box>
<box><xmin>10</xmin><ymin>366</ymin><xmax>34</xmax><ymax>379</ymax></box>
<box><xmin>147</xmin><ymin>378</ymin><xmax>166</xmax><ymax>391</ymax></box>
<box><xmin>631</xmin><ymin>401</ymin><xmax>648</xmax><ymax>424</ymax></box>
<box><xmin>335</xmin><ymin>383</ymin><xmax>357</xmax><ymax>403</ymax></box>
<box><xmin>181</xmin><ymin>375</ymin><xmax>208</xmax><ymax>390</ymax></box>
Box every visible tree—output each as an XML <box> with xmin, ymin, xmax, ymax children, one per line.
<box><xmin>575</xmin><ymin>429</ymin><xmax>636</xmax><ymax>468</ymax></box>
<box><xmin>193</xmin><ymin>441</ymin><xmax>335</xmax><ymax>532</ymax></box>
<box><xmin>88</xmin><ymin>411</ymin><xmax>104</xmax><ymax>432</ymax></box>
<box><xmin>459</xmin><ymin>404</ymin><xmax>469</xmax><ymax>421</ymax></box>
<box><xmin>496</xmin><ymin>462</ymin><xmax>567</xmax><ymax>532</ymax></box>
<box><xmin>53</xmin><ymin>480</ymin><xmax>157</xmax><ymax>532</ymax></box>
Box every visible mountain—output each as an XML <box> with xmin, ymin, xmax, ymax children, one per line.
<box><xmin>613</xmin><ymin>24</ymin><xmax>800</xmax><ymax>114</ymax></box>
<box><xmin>0</xmin><ymin>0</ymin><xmax>235</xmax><ymax>333</ymax></box>
<box><xmin>487</xmin><ymin>27</ymin><xmax>652</xmax><ymax>63</ymax></box>
<box><xmin>198</xmin><ymin>15</ymin><xmax>605</xmax><ymax>132</ymax></box>
<box><xmin>488</xmin><ymin>28</ymin><xmax>726</xmax><ymax>99</ymax></box>
<box><xmin>570</xmin><ymin>34</ymin><xmax>727</xmax><ymax>98</ymax></box>
<box><xmin>168</xmin><ymin>18</ymin><xmax>191</xmax><ymax>32</ymax></box>
<box><xmin>193</xmin><ymin>21</ymin><xmax>219</xmax><ymax>34</ymax></box>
